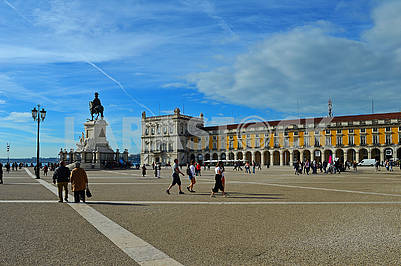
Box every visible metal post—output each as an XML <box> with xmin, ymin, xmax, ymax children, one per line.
<box><xmin>36</xmin><ymin>108</ymin><xmax>40</xmax><ymax>179</ymax></box>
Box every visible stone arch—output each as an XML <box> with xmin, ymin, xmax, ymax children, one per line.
<box><xmin>324</xmin><ymin>150</ymin><xmax>333</xmax><ymax>162</ymax></box>
<box><xmin>190</xmin><ymin>154</ymin><xmax>195</xmax><ymax>162</ymax></box>
<box><xmin>283</xmin><ymin>150</ymin><xmax>290</xmax><ymax>165</ymax></box>
<box><xmin>236</xmin><ymin>152</ymin><xmax>243</xmax><ymax>161</ymax></box>
<box><xmin>303</xmin><ymin>150</ymin><xmax>311</xmax><ymax>161</ymax></box>
<box><xmin>197</xmin><ymin>154</ymin><xmax>203</xmax><ymax>163</ymax></box>
<box><xmin>204</xmin><ymin>154</ymin><xmax>210</xmax><ymax>161</ymax></box>
<box><xmin>293</xmin><ymin>150</ymin><xmax>300</xmax><ymax>162</ymax></box>
<box><xmin>371</xmin><ymin>148</ymin><xmax>380</xmax><ymax>161</ymax></box>
<box><xmin>212</xmin><ymin>153</ymin><xmax>218</xmax><ymax>160</ymax></box>
<box><xmin>335</xmin><ymin>149</ymin><xmax>344</xmax><ymax>163</ymax></box>
<box><xmin>346</xmin><ymin>149</ymin><xmax>356</xmax><ymax>162</ymax></box>
<box><xmin>384</xmin><ymin>147</ymin><xmax>394</xmax><ymax>160</ymax></box>
<box><xmin>228</xmin><ymin>152</ymin><xmax>235</xmax><ymax>160</ymax></box>
<box><xmin>263</xmin><ymin>151</ymin><xmax>271</xmax><ymax>165</ymax></box>
<box><xmin>245</xmin><ymin>151</ymin><xmax>252</xmax><ymax>163</ymax></box>
<box><xmin>397</xmin><ymin>147</ymin><xmax>401</xmax><ymax>160</ymax></box>
<box><xmin>313</xmin><ymin>149</ymin><xmax>322</xmax><ymax>162</ymax></box>
<box><xmin>359</xmin><ymin>148</ymin><xmax>368</xmax><ymax>161</ymax></box>
<box><xmin>220</xmin><ymin>153</ymin><xmax>226</xmax><ymax>160</ymax></box>
<box><xmin>254</xmin><ymin>151</ymin><xmax>261</xmax><ymax>165</ymax></box>
<box><xmin>273</xmin><ymin>151</ymin><xmax>280</xmax><ymax>165</ymax></box>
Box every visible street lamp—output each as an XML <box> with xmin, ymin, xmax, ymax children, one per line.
<box><xmin>31</xmin><ymin>105</ymin><xmax>46</xmax><ymax>179</ymax></box>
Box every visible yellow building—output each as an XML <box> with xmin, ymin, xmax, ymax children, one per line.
<box><xmin>142</xmin><ymin>109</ymin><xmax>401</xmax><ymax>166</ymax></box>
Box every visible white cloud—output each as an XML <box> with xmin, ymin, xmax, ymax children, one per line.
<box><xmin>0</xmin><ymin>99</ymin><xmax>5</xmax><ymax>104</ymax></box>
<box><xmin>188</xmin><ymin>2</ymin><xmax>401</xmax><ymax>115</ymax></box>
<box><xmin>161</xmin><ymin>82</ymin><xmax>189</xmax><ymax>89</ymax></box>
<box><xmin>2</xmin><ymin>112</ymin><xmax>32</xmax><ymax>123</ymax></box>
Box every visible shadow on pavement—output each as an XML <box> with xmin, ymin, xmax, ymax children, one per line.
<box><xmin>87</xmin><ymin>202</ymin><xmax>148</xmax><ymax>206</ymax></box>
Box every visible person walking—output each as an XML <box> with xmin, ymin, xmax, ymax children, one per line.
<box><xmin>0</xmin><ymin>163</ymin><xmax>3</xmax><ymax>184</ymax></box>
<box><xmin>52</xmin><ymin>161</ymin><xmax>71</xmax><ymax>203</ymax></box>
<box><xmin>252</xmin><ymin>161</ymin><xmax>256</xmax><ymax>174</ymax></box>
<box><xmin>166</xmin><ymin>159</ymin><xmax>185</xmax><ymax>195</ymax></box>
<box><xmin>142</xmin><ymin>164</ymin><xmax>147</xmax><ymax>177</ymax></box>
<box><xmin>70</xmin><ymin>162</ymin><xmax>88</xmax><ymax>203</ymax></box>
<box><xmin>43</xmin><ymin>165</ymin><xmax>49</xmax><ymax>176</ymax></box>
<box><xmin>294</xmin><ymin>160</ymin><xmax>299</xmax><ymax>175</ymax></box>
<box><xmin>186</xmin><ymin>160</ymin><xmax>196</xmax><ymax>192</ymax></box>
<box><xmin>211</xmin><ymin>162</ymin><xmax>225</xmax><ymax>197</ymax></box>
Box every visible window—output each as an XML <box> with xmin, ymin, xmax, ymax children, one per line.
<box><xmin>213</xmin><ymin>136</ymin><xmax>217</xmax><ymax>140</ymax></box>
<box><xmin>180</xmin><ymin>125</ymin><xmax>184</xmax><ymax>134</ymax></box>
<box><xmin>284</xmin><ymin>138</ymin><xmax>289</xmax><ymax>147</ymax></box>
<box><xmin>373</xmin><ymin>128</ymin><xmax>378</xmax><ymax>133</ymax></box>
<box><xmin>169</xmin><ymin>126</ymin><xmax>173</xmax><ymax>134</ymax></box>
<box><xmin>255</xmin><ymin>138</ymin><xmax>260</xmax><ymax>148</ymax></box>
<box><xmin>274</xmin><ymin>137</ymin><xmax>279</xmax><ymax>147</ymax></box>
<box><xmin>304</xmin><ymin>131</ymin><xmax>309</xmax><ymax>135</ymax></box>
<box><xmin>238</xmin><ymin>139</ymin><xmax>243</xmax><ymax>149</ymax></box>
<box><xmin>294</xmin><ymin>131</ymin><xmax>299</xmax><ymax>136</ymax></box>
<box><xmin>304</xmin><ymin>136</ymin><xmax>310</xmax><ymax>147</ymax></box>
<box><xmin>385</xmin><ymin>127</ymin><xmax>391</xmax><ymax>132</ymax></box>
<box><xmin>337</xmin><ymin>136</ymin><xmax>342</xmax><ymax>146</ymax></box>
<box><xmin>212</xmin><ymin>142</ymin><xmax>217</xmax><ymax>150</ymax></box>
<box><xmin>386</xmin><ymin>134</ymin><xmax>392</xmax><ymax>145</ymax></box>
<box><xmin>314</xmin><ymin>136</ymin><xmax>320</xmax><ymax>146</ymax></box>
<box><xmin>360</xmin><ymin>128</ymin><xmax>366</xmax><ymax>133</ymax></box>
<box><xmin>229</xmin><ymin>141</ymin><xmax>234</xmax><ymax>149</ymax></box>
<box><xmin>337</xmin><ymin>129</ymin><xmax>342</xmax><ymax>134</ymax></box>
<box><xmin>325</xmin><ymin>129</ymin><xmax>330</xmax><ymax>134</ymax></box>
<box><xmin>157</xmin><ymin>125</ymin><xmax>160</xmax><ymax>134</ymax></box>
<box><xmin>163</xmin><ymin>127</ymin><xmax>167</xmax><ymax>134</ymax></box>
<box><xmin>326</xmin><ymin>136</ymin><xmax>331</xmax><ymax>146</ymax></box>
<box><xmin>145</xmin><ymin>128</ymin><xmax>149</xmax><ymax>135</ymax></box>
<box><xmin>294</xmin><ymin>137</ymin><xmax>299</xmax><ymax>147</ymax></box>
<box><xmin>246</xmin><ymin>138</ymin><xmax>251</xmax><ymax>148</ymax></box>
<box><xmin>373</xmin><ymin>135</ymin><xmax>379</xmax><ymax>145</ymax></box>
<box><xmin>315</xmin><ymin>130</ymin><xmax>319</xmax><ymax>135</ymax></box>
<box><xmin>168</xmin><ymin>142</ymin><xmax>173</xmax><ymax>152</ymax></box>
<box><xmin>151</xmin><ymin>127</ymin><xmax>155</xmax><ymax>135</ymax></box>
<box><xmin>399</xmin><ymin>126</ymin><xmax>401</xmax><ymax>131</ymax></box>
<box><xmin>360</xmin><ymin>136</ymin><xmax>366</xmax><ymax>145</ymax></box>
<box><xmin>274</xmin><ymin>131</ymin><xmax>278</xmax><ymax>137</ymax></box>
<box><xmin>348</xmin><ymin>135</ymin><xmax>354</xmax><ymax>145</ymax></box>
<box><xmin>284</xmin><ymin>131</ymin><xmax>289</xmax><ymax>136</ymax></box>
<box><xmin>349</xmin><ymin>129</ymin><xmax>354</xmax><ymax>133</ymax></box>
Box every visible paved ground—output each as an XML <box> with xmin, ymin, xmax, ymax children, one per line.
<box><xmin>1</xmin><ymin>166</ymin><xmax>401</xmax><ymax>265</ymax></box>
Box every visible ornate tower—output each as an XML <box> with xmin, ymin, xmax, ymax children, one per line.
<box><xmin>328</xmin><ymin>98</ymin><xmax>333</xmax><ymax>117</ymax></box>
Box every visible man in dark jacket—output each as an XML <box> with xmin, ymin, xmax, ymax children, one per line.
<box><xmin>53</xmin><ymin>161</ymin><xmax>71</xmax><ymax>202</ymax></box>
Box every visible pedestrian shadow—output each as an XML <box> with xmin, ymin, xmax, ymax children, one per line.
<box><xmin>183</xmin><ymin>192</ymin><xmax>285</xmax><ymax>200</ymax></box>
<box><xmin>87</xmin><ymin>201</ymin><xmax>147</xmax><ymax>206</ymax></box>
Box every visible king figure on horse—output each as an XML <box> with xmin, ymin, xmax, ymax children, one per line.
<box><xmin>89</xmin><ymin>92</ymin><xmax>104</xmax><ymax>120</ymax></box>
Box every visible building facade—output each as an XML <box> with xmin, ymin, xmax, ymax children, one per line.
<box><xmin>141</xmin><ymin>110</ymin><xmax>401</xmax><ymax>166</ymax></box>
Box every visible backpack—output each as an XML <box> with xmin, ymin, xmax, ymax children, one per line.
<box><xmin>186</xmin><ymin>166</ymin><xmax>192</xmax><ymax>175</ymax></box>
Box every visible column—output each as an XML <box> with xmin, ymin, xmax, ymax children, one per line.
<box><xmin>344</xmin><ymin>150</ymin><xmax>349</xmax><ymax>162</ymax></box>
<box><xmin>356</xmin><ymin>150</ymin><xmax>360</xmax><ymax>163</ymax></box>
<box><xmin>300</xmin><ymin>150</ymin><xmax>304</xmax><ymax>162</ymax></box>
<box><xmin>289</xmin><ymin>151</ymin><xmax>294</xmax><ymax>166</ymax></box>
<box><xmin>279</xmin><ymin>150</ymin><xmax>284</xmax><ymax>166</ymax></box>
<box><xmin>269</xmin><ymin>153</ymin><xmax>273</xmax><ymax>166</ymax></box>
<box><xmin>261</xmin><ymin>152</ymin><xmax>265</xmax><ymax>166</ymax></box>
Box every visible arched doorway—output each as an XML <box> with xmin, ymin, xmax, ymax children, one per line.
<box><xmin>293</xmin><ymin>150</ymin><xmax>300</xmax><ymax>162</ymax></box>
<box><xmin>237</xmin><ymin>152</ymin><xmax>243</xmax><ymax>161</ymax></box>
<box><xmin>263</xmin><ymin>151</ymin><xmax>271</xmax><ymax>165</ymax></box>
<box><xmin>245</xmin><ymin>151</ymin><xmax>252</xmax><ymax>163</ymax></box>
<box><xmin>228</xmin><ymin>152</ymin><xmax>235</xmax><ymax>160</ymax></box>
<box><xmin>347</xmin><ymin>149</ymin><xmax>356</xmax><ymax>162</ymax></box>
<box><xmin>397</xmin><ymin>148</ymin><xmax>401</xmax><ymax>161</ymax></box>
<box><xmin>335</xmin><ymin>149</ymin><xmax>344</xmax><ymax>163</ymax></box>
<box><xmin>212</xmin><ymin>153</ymin><xmax>218</xmax><ymax>160</ymax></box>
<box><xmin>273</xmin><ymin>151</ymin><xmax>280</xmax><ymax>165</ymax></box>
<box><xmin>324</xmin><ymin>150</ymin><xmax>332</xmax><ymax>162</ymax></box>
<box><xmin>221</xmin><ymin>153</ymin><xmax>226</xmax><ymax>160</ymax></box>
<box><xmin>254</xmin><ymin>151</ymin><xmax>261</xmax><ymax>165</ymax></box>
<box><xmin>313</xmin><ymin>149</ymin><xmax>322</xmax><ymax>162</ymax></box>
<box><xmin>197</xmin><ymin>154</ymin><xmax>203</xmax><ymax>163</ymax></box>
<box><xmin>384</xmin><ymin>148</ymin><xmax>393</xmax><ymax>160</ymax></box>
<box><xmin>303</xmin><ymin>150</ymin><xmax>311</xmax><ymax>161</ymax></box>
<box><xmin>283</xmin><ymin>150</ymin><xmax>290</xmax><ymax>165</ymax></box>
<box><xmin>204</xmin><ymin>154</ymin><xmax>210</xmax><ymax>161</ymax></box>
<box><xmin>359</xmin><ymin>148</ymin><xmax>368</xmax><ymax>161</ymax></box>
<box><xmin>190</xmin><ymin>154</ymin><xmax>195</xmax><ymax>162</ymax></box>
<box><xmin>371</xmin><ymin>148</ymin><xmax>380</xmax><ymax>161</ymax></box>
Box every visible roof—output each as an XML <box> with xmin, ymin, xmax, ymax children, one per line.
<box><xmin>202</xmin><ymin>112</ymin><xmax>401</xmax><ymax>131</ymax></box>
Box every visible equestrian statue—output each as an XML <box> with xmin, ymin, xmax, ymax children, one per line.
<box><xmin>89</xmin><ymin>92</ymin><xmax>104</xmax><ymax>120</ymax></box>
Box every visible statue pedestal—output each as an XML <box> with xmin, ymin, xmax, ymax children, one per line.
<box><xmin>75</xmin><ymin>119</ymin><xmax>114</xmax><ymax>169</ymax></box>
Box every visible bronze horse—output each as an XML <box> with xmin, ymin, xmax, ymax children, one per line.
<box><xmin>89</xmin><ymin>101</ymin><xmax>104</xmax><ymax>120</ymax></box>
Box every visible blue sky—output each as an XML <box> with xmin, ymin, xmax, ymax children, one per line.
<box><xmin>1</xmin><ymin>0</ymin><xmax>401</xmax><ymax>157</ymax></box>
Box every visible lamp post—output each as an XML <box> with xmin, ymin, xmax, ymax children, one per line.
<box><xmin>6</xmin><ymin>143</ymin><xmax>10</xmax><ymax>164</ymax></box>
<box><xmin>31</xmin><ymin>105</ymin><xmax>46</xmax><ymax>179</ymax></box>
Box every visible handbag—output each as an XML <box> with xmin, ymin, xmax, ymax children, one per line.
<box><xmin>86</xmin><ymin>187</ymin><xmax>92</xmax><ymax>198</ymax></box>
